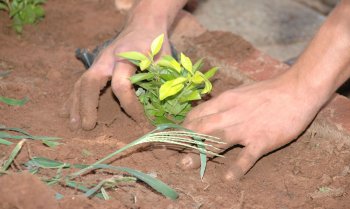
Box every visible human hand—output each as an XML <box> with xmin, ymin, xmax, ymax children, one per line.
<box><xmin>180</xmin><ymin>71</ymin><xmax>326</xmax><ymax>181</ymax></box>
<box><xmin>61</xmin><ymin>27</ymin><xmax>171</xmax><ymax>130</ymax></box>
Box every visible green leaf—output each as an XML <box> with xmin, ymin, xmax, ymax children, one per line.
<box><xmin>159</xmin><ymin>77</ymin><xmax>187</xmax><ymax>101</ymax></box>
<box><xmin>28</xmin><ymin>157</ymin><xmax>70</xmax><ymax>169</ymax></box>
<box><xmin>191</xmin><ymin>71</ymin><xmax>205</xmax><ymax>84</ymax></box>
<box><xmin>140</xmin><ymin>58</ymin><xmax>151</xmax><ymax>71</ymax></box>
<box><xmin>130</xmin><ymin>73</ymin><xmax>153</xmax><ymax>84</ymax></box>
<box><xmin>154</xmin><ymin>116</ymin><xmax>174</xmax><ymax>125</ymax></box>
<box><xmin>0</xmin><ymin>138</ymin><xmax>13</xmax><ymax>146</ymax></box>
<box><xmin>20</xmin><ymin>5</ymin><xmax>36</xmax><ymax>24</ymax></box>
<box><xmin>0</xmin><ymin>127</ymin><xmax>61</xmax><ymax>145</ymax></box>
<box><xmin>192</xmin><ymin>58</ymin><xmax>204</xmax><ymax>72</ymax></box>
<box><xmin>165</xmin><ymin>102</ymin><xmax>189</xmax><ymax>115</ymax></box>
<box><xmin>118</xmin><ymin>51</ymin><xmax>148</xmax><ymax>62</ymax></box>
<box><xmin>65</xmin><ymin>181</ymin><xmax>104</xmax><ymax>199</ymax></box>
<box><xmin>84</xmin><ymin>176</ymin><xmax>136</xmax><ymax>198</ymax></box>
<box><xmin>159</xmin><ymin>69</ymin><xmax>177</xmax><ymax>81</ymax></box>
<box><xmin>0</xmin><ymin>2</ymin><xmax>8</xmax><ymax>11</ymax></box>
<box><xmin>180</xmin><ymin>53</ymin><xmax>193</xmax><ymax>74</ymax></box>
<box><xmin>204</xmin><ymin>67</ymin><xmax>218</xmax><ymax>80</ymax></box>
<box><xmin>151</xmin><ymin>34</ymin><xmax>164</xmax><ymax>57</ymax></box>
<box><xmin>55</xmin><ymin>193</ymin><xmax>64</xmax><ymax>200</ymax></box>
<box><xmin>42</xmin><ymin>140</ymin><xmax>60</xmax><ymax>147</ymax></box>
<box><xmin>201</xmin><ymin>80</ymin><xmax>212</xmax><ymax>94</ymax></box>
<box><xmin>92</xmin><ymin>165</ymin><xmax>179</xmax><ymax>200</ymax></box>
<box><xmin>1</xmin><ymin>139</ymin><xmax>26</xmax><ymax>171</ymax></box>
<box><xmin>179</xmin><ymin>90</ymin><xmax>201</xmax><ymax>103</ymax></box>
<box><xmin>157</xmin><ymin>55</ymin><xmax>182</xmax><ymax>73</ymax></box>
<box><xmin>32</xmin><ymin>6</ymin><xmax>44</xmax><ymax>17</ymax></box>
<box><xmin>0</xmin><ymin>96</ymin><xmax>29</xmax><ymax>106</ymax></box>
<box><xmin>33</xmin><ymin>0</ymin><xmax>47</xmax><ymax>5</ymax></box>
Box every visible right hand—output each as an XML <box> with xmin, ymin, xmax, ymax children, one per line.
<box><xmin>60</xmin><ymin>27</ymin><xmax>171</xmax><ymax>131</ymax></box>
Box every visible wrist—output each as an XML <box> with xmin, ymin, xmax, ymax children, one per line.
<box><xmin>125</xmin><ymin>0</ymin><xmax>187</xmax><ymax>33</ymax></box>
<box><xmin>284</xmin><ymin>67</ymin><xmax>333</xmax><ymax>111</ymax></box>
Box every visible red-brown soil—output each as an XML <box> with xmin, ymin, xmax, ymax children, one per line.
<box><xmin>0</xmin><ymin>1</ymin><xmax>349</xmax><ymax>209</ymax></box>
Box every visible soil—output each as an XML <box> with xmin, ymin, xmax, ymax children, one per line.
<box><xmin>0</xmin><ymin>1</ymin><xmax>349</xmax><ymax>209</ymax></box>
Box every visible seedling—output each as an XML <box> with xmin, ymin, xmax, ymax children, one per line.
<box><xmin>0</xmin><ymin>0</ymin><xmax>46</xmax><ymax>33</ymax></box>
<box><xmin>118</xmin><ymin>34</ymin><xmax>218</xmax><ymax>124</ymax></box>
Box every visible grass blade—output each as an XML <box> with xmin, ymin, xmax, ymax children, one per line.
<box><xmin>90</xmin><ymin>164</ymin><xmax>179</xmax><ymax>200</ymax></box>
<box><xmin>70</xmin><ymin>124</ymin><xmax>223</xmax><ymax>180</ymax></box>
<box><xmin>0</xmin><ymin>96</ymin><xmax>28</xmax><ymax>106</ymax></box>
<box><xmin>0</xmin><ymin>138</ymin><xmax>13</xmax><ymax>145</ymax></box>
<box><xmin>55</xmin><ymin>193</ymin><xmax>64</xmax><ymax>200</ymax></box>
<box><xmin>28</xmin><ymin>157</ymin><xmax>70</xmax><ymax>169</ymax></box>
<box><xmin>65</xmin><ymin>180</ymin><xmax>104</xmax><ymax>199</ymax></box>
<box><xmin>101</xmin><ymin>187</ymin><xmax>110</xmax><ymax>200</ymax></box>
<box><xmin>84</xmin><ymin>176</ymin><xmax>136</xmax><ymax>198</ymax></box>
<box><xmin>1</xmin><ymin>139</ymin><xmax>26</xmax><ymax>171</ymax></box>
<box><xmin>42</xmin><ymin>140</ymin><xmax>60</xmax><ymax>147</ymax></box>
<box><xmin>0</xmin><ymin>127</ymin><xmax>61</xmax><ymax>147</ymax></box>
<box><xmin>0</xmin><ymin>70</ymin><xmax>12</xmax><ymax>77</ymax></box>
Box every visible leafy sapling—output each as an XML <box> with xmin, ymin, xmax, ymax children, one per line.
<box><xmin>0</xmin><ymin>0</ymin><xmax>46</xmax><ymax>33</ymax></box>
<box><xmin>118</xmin><ymin>34</ymin><xmax>218</xmax><ymax>124</ymax></box>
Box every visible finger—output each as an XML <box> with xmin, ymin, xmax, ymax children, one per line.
<box><xmin>111</xmin><ymin>62</ymin><xmax>151</xmax><ymax>127</ymax></box>
<box><xmin>223</xmin><ymin>145</ymin><xmax>263</xmax><ymax>182</ymax></box>
<box><xmin>80</xmin><ymin>70</ymin><xmax>109</xmax><ymax>130</ymax></box>
<box><xmin>184</xmin><ymin>91</ymin><xmax>235</xmax><ymax>124</ymax></box>
<box><xmin>184</xmin><ymin>107</ymin><xmax>246</xmax><ymax>138</ymax></box>
<box><xmin>59</xmin><ymin>92</ymin><xmax>73</xmax><ymax>118</ymax></box>
<box><xmin>69</xmin><ymin>78</ymin><xmax>82</xmax><ymax>130</ymax></box>
<box><xmin>179</xmin><ymin>124</ymin><xmax>245</xmax><ymax>170</ymax></box>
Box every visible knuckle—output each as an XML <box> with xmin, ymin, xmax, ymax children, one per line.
<box><xmin>112</xmin><ymin>78</ymin><xmax>133</xmax><ymax>96</ymax></box>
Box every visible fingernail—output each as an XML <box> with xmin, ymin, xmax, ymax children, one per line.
<box><xmin>82</xmin><ymin>117</ymin><xmax>96</xmax><ymax>131</ymax></box>
<box><xmin>69</xmin><ymin>118</ymin><xmax>80</xmax><ymax>131</ymax></box>
<box><xmin>223</xmin><ymin>165</ymin><xmax>244</xmax><ymax>182</ymax></box>
<box><xmin>178</xmin><ymin>153</ymin><xmax>201</xmax><ymax>170</ymax></box>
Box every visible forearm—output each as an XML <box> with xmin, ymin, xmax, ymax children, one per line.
<box><xmin>291</xmin><ymin>0</ymin><xmax>350</xmax><ymax>105</ymax></box>
<box><xmin>126</xmin><ymin>0</ymin><xmax>188</xmax><ymax>33</ymax></box>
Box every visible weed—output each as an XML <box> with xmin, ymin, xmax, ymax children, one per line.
<box><xmin>118</xmin><ymin>34</ymin><xmax>218</xmax><ymax>125</ymax></box>
<box><xmin>1</xmin><ymin>124</ymin><xmax>223</xmax><ymax>200</ymax></box>
<box><xmin>0</xmin><ymin>125</ymin><xmax>61</xmax><ymax>147</ymax></box>
<box><xmin>0</xmin><ymin>0</ymin><xmax>46</xmax><ymax>33</ymax></box>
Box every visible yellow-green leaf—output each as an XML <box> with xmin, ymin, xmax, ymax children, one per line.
<box><xmin>130</xmin><ymin>73</ymin><xmax>153</xmax><ymax>84</ymax></box>
<box><xmin>118</xmin><ymin>51</ymin><xmax>148</xmax><ymax>61</ymax></box>
<box><xmin>204</xmin><ymin>67</ymin><xmax>218</xmax><ymax>79</ymax></box>
<box><xmin>193</xmin><ymin>58</ymin><xmax>204</xmax><ymax>72</ymax></box>
<box><xmin>159</xmin><ymin>77</ymin><xmax>187</xmax><ymax>101</ymax></box>
<box><xmin>201</xmin><ymin>80</ymin><xmax>212</xmax><ymax>94</ymax></box>
<box><xmin>151</xmin><ymin>34</ymin><xmax>164</xmax><ymax>57</ymax></box>
<box><xmin>140</xmin><ymin>58</ymin><xmax>151</xmax><ymax>71</ymax></box>
<box><xmin>157</xmin><ymin>55</ymin><xmax>181</xmax><ymax>73</ymax></box>
<box><xmin>191</xmin><ymin>71</ymin><xmax>205</xmax><ymax>84</ymax></box>
<box><xmin>179</xmin><ymin>90</ymin><xmax>201</xmax><ymax>102</ymax></box>
<box><xmin>180</xmin><ymin>53</ymin><xmax>193</xmax><ymax>74</ymax></box>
